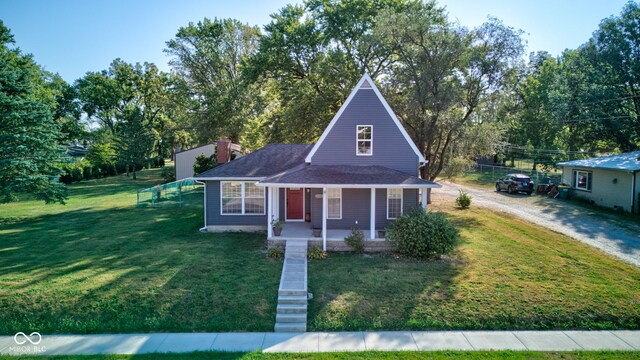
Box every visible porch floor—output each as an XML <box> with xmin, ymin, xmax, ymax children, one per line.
<box><xmin>270</xmin><ymin>221</ymin><xmax>383</xmax><ymax>241</ymax></box>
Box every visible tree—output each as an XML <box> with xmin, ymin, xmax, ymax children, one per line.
<box><xmin>46</xmin><ymin>73</ymin><xmax>85</xmax><ymax>143</ymax></box>
<box><xmin>375</xmin><ymin>2</ymin><xmax>525</xmax><ymax>181</ymax></box>
<box><xmin>86</xmin><ymin>130</ymin><xmax>116</xmax><ymax>171</ymax></box>
<box><xmin>247</xmin><ymin>0</ymin><xmax>408</xmax><ymax>144</ymax></box>
<box><xmin>586</xmin><ymin>1</ymin><xmax>640</xmax><ymax>151</ymax></box>
<box><xmin>165</xmin><ymin>18</ymin><xmax>261</xmax><ymax>143</ymax></box>
<box><xmin>0</xmin><ymin>22</ymin><xmax>66</xmax><ymax>203</ymax></box>
<box><xmin>115</xmin><ymin>107</ymin><xmax>154</xmax><ymax>180</ymax></box>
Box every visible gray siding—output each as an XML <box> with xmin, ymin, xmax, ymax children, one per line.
<box><xmin>310</xmin><ymin>188</ymin><xmax>420</xmax><ymax>230</ymax></box>
<box><xmin>561</xmin><ymin>167</ymin><xmax>634</xmax><ymax>212</ymax></box>
<box><xmin>205</xmin><ymin>180</ymin><xmax>268</xmax><ymax>226</ymax></box>
<box><xmin>310</xmin><ymin>89</ymin><xmax>419</xmax><ymax>175</ymax></box>
<box><xmin>310</xmin><ymin>188</ymin><xmax>371</xmax><ymax>229</ymax></box>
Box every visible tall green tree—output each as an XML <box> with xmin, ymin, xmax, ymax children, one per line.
<box><xmin>376</xmin><ymin>1</ymin><xmax>525</xmax><ymax>181</ymax></box>
<box><xmin>115</xmin><ymin>107</ymin><xmax>155</xmax><ymax>180</ymax></box>
<box><xmin>165</xmin><ymin>18</ymin><xmax>261</xmax><ymax>143</ymax></box>
<box><xmin>77</xmin><ymin>59</ymin><xmax>171</xmax><ymax>166</ymax></box>
<box><xmin>0</xmin><ymin>22</ymin><xmax>66</xmax><ymax>203</ymax></box>
<box><xmin>248</xmin><ymin>0</ymin><xmax>408</xmax><ymax>144</ymax></box>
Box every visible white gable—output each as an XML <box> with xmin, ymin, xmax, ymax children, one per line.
<box><xmin>305</xmin><ymin>73</ymin><xmax>426</xmax><ymax>163</ymax></box>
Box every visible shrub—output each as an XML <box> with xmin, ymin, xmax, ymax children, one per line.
<box><xmin>82</xmin><ymin>166</ymin><xmax>92</xmax><ymax>180</ymax></box>
<box><xmin>344</xmin><ymin>227</ymin><xmax>365</xmax><ymax>253</ymax></box>
<box><xmin>161</xmin><ymin>166</ymin><xmax>176</xmax><ymax>183</ymax></box>
<box><xmin>308</xmin><ymin>246</ymin><xmax>327</xmax><ymax>260</ymax></box>
<box><xmin>442</xmin><ymin>158</ymin><xmax>472</xmax><ymax>179</ymax></box>
<box><xmin>193</xmin><ymin>153</ymin><xmax>217</xmax><ymax>175</ymax></box>
<box><xmin>455</xmin><ymin>190</ymin><xmax>472</xmax><ymax>209</ymax></box>
<box><xmin>386</xmin><ymin>208</ymin><xmax>459</xmax><ymax>259</ymax></box>
<box><xmin>267</xmin><ymin>247</ymin><xmax>284</xmax><ymax>260</ymax></box>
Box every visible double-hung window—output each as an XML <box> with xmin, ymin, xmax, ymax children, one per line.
<box><xmin>221</xmin><ymin>181</ymin><xmax>265</xmax><ymax>214</ymax></box>
<box><xmin>387</xmin><ymin>188</ymin><xmax>403</xmax><ymax>219</ymax></box>
<box><xmin>573</xmin><ymin>170</ymin><xmax>592</xmax><ymax>191</ymax></box>
<box><xmin>356</xmin><ymin>125</ymin><xmax>372</xmax><ymax>155</ymax></box>
<box><xmin>327</xmin><ymin>188</ymin><xmax>342</xmax><ymax>219</ymax></box>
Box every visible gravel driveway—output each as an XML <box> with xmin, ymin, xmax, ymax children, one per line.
<box><xmin>437</xmin><ymin>180</ymin><xmax>640</xmax><ymax>267</ymax></box>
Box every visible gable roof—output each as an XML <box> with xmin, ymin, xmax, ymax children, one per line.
<box><xmin>558</xmin><ymin>151</ymin><xmax>640</xmax><ymax>171</ymax></box>
<box><xmin>304</xmin><ymin>73</ymin><xmax>426</xmax><ymax>164</ymax></box>
<box><xmin>193</xmin><ymin>144</ymin><xmax>313</xmax><ymax>179</ymax></box>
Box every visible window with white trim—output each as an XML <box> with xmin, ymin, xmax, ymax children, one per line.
<box><xmin>327</xmin><ymin>188</ymin><xmax>342</xmax><ymax>219</ymax></box>
<box><xmin>356</xmin><ymin>125</ymin><xmax>372</xmax><ymax>155</ymax></box>
<box><xmin>221</xmin><ymin>181</ymin><xmax>265</xmax><ymax>214</ymax></box>
<box><xmin>387</xmin><ymin>188</ymin><xmax>403</xmax><ymax>219</ymax></box>
<box><xmin>573</xmin><ymin>170</ymin><xmax>592</xmax><ymax>191</ymax></box>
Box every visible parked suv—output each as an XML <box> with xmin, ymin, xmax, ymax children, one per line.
<box><xmin>495</xmin><ymin>174</ymin><xmax>534</xmax><ymax>195</ymax></box>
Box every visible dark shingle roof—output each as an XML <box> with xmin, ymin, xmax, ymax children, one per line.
<box><xmin>259</xmin><ymin>165</ymin><xmax>441</xmax><ymax>187</ymax></box>
<box><xmin>194</xmin><ymin>144</ymin><xmax>314</xmax><ymax>178</ymax></box>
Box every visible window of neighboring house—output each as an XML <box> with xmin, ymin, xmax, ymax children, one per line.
<box><xmin>221</xmin><ymin>181</ymin><xmax>265</xmax><ymax>214</ymax></box>
<box><xmin>327</xmin><ymin>188</ymin><xmax>342</xmax><ymax>219</ymax></box>
<box><xmin>387</xmin><ymin>188</ymin><xmax>403</xmax><ymax>219</ymax></box>
<box><xmin>573</xmin><ymin>170</ymin><xmax>592</xmax><ymax>191</ymax></box>
<box><xmin>356</xmin><ymin>125</ymin><xmax>372</xmax><ymax>155</ymax></box>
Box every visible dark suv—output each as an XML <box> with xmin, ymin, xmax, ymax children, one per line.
<box><xmin>495</xmin><ymin>174</ymin><xmax>534</xmax><ymax>195</ymax></box>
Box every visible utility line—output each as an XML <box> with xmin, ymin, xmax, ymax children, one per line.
<box><xmin>513</xmin><ymin>114</ymin><xmax>633</xmax><ymax>125</ymax></box>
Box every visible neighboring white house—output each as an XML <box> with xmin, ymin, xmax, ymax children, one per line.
<box><xmin>174</xmin><ymin>140</ymin><xmax>243</xmax><ymax>180</ymax></box>
<box><xmin>558</xmin><ymin>150</ymin><xmax>640</xmax><ymax>214</ymax></box>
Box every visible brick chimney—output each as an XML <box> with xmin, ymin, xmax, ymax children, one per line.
<box><xmin>217</xmin><ymin>138</ymin><xmax>231</xmax><ymax>164</ymax></box>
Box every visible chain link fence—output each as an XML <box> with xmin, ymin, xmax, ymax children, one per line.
<box><xmin>466</xmin><ymin>164</ymin><xmax>563</xmax><ymax>186</ymax></box>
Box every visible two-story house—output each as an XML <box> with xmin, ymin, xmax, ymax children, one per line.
<box><xmin>194</xmin><ymin>74</ymin><xmax>441</xmax><ymax>250</ymax></box>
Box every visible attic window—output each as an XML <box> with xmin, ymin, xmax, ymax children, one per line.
<box><xmin>356</xmin><ymin>125</ymin><xmax>372</xmax><ymax>156</ymax></box>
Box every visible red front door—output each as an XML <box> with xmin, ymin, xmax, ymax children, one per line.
<box><xmin>286</xmin><ymin>188</ymin><xmax>304</xmax><ymax>220</ymax></box>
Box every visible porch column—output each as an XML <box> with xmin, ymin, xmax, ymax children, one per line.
<box><xmin>272</xmin><ymin>187</ymin><xmax>279</xmax><ymax>221</ymax></box>
<box><xmin>370</xmin><ymin>188</ymin><xmax>376</xmax><ymax>239</ymax></box>
<box><xmin>322</xmin><ymin>187</ymin><xmax>327</xmax><ymax>251</ymax></box>
<box><xmin>267</xmin><ymin>186</ymin><xmax>273</xmax><ymax>238</ymax></box>
<box><xmin>421</xmin><ymin>188</ymin><xmax>428</xmax><ymax>210</ymax></box>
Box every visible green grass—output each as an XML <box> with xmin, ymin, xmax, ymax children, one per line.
<box><xmin>2</xmin><ymin>167</ymin><xmax>639</xmax><ymax>335</ymax></box>
<box><xmin>1</xmin><ymin>352</ymin><xmax>639</xmax><ymax>360</ymax></box>
<box><xmin>449</xmin><ymin>171</ymin><xmax>501</xmax><ymax>189</ymax></box>
<box><xmin>0</xmin><ymin>169</ymin><xmax>281</xmax><ymax>334</ymax></box>
<box><xmin>307</xmin><ymin>201</ymin><xmax>640</xmax><ymax>331</ymax></box>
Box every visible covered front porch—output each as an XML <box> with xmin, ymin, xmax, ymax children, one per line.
<box><xmin>258</xmin><ymin>164</ymin><xmax>441</xmax><ymax>250</ymax></box>
<box><xmin>264</xmin><ymin>185</ymin><xmax>432</xmax><ymax>250</ymax></box>
<box><xmin>272</xmin><ymin>221</ymin><xmax>382</xmax><ymax>241</ymax></box>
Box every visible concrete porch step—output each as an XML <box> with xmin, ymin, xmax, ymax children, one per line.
<box><xmin>274</xmin><ymin>322</ymin><xmax>307</xmax><ymax>332</ymax></box>
<box><xmin>278</xmin><ymin>295</ymin><xmax>308</xmax><ymax>305</ymax></box>
<box><xmin>276</xmin><ymin>313</ymin><xmax>307</xmax><ymax>323</ymax></box>
<box><xmin>278</xmin><ymin>289</ymin><xmax>307</xmax><ymax>296</ymax></box>
<box><xmin>277</xmin><ymin>303</ymin><xmax>307</xmax><ymax>314</ymax></box>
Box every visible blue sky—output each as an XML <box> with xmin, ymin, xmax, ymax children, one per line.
<box><xmin>0</xmin><ymin>0</ymin><xmax>630</xmax><ymax>83</ymax></box>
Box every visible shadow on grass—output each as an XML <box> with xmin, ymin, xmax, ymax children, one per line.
<box><xmin>0</xmin><ymin>188</ymin><xmax>280</xmax><ymax>334</ymax></box>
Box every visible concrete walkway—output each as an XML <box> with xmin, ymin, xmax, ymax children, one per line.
<box><xmin>1</xmin><ymin>331</ymin><xmax>638</xmax><ymax>355</ymax></box>
<box><xmin>274</xmin><ymin>240</ymin><xmax>308</xmax><ymax>332</ymax></box>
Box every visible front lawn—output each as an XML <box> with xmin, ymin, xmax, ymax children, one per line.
<box><xmin>308</xmin><ymin>201</ymin><xmax>640</xmax><ymax>331</ymax></box>
<box><xmin>0</xmin><ymin>169</ymin><xmax>281</xmax><ymax>334</ymax></box>
<box><xmin>2</xmin><ymin>167</ymin><xmax>639</xmax><ymax>334</ymax></box>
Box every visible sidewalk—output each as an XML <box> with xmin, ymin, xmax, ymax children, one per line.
<box><xmin>1</xmin><ymin>331</ymin><xmax>638</xmax><ymax>355</ymax></box>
